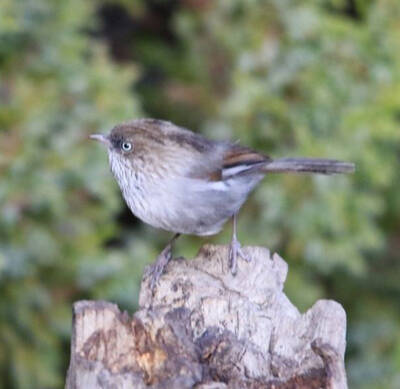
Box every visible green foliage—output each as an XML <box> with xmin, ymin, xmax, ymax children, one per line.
<box><xmin>1</xmin><ymin>0</ymin><xmax>400</xmax><ymax>388</ymax></box>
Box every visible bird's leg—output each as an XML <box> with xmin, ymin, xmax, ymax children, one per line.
<box><xmin>149</xmin><ymin>233</ymin><xmax>180</xmax><ymax>290</ymax></box>
<box><xmin>229</xmin><ymin>213</ymin><xmax>251</xmax><ymax>275</ymax></box>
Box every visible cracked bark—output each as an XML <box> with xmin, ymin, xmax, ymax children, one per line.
<box><xmin>65</xmin><ymin>244</ymin><xmax>347</xmax><ymax>388</ymax></box>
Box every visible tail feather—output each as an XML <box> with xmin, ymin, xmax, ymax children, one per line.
<box><xmin>263</xmin><ymin>158</ymin><xmax>355</xmax><ymax>175</ymax></box>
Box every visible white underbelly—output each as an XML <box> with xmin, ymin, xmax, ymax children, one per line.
<box><xmin>120</xmin><ymin>178</ymin><xmax>235</xmax><ymax>235</ymax></box>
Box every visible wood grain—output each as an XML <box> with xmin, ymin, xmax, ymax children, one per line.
<box><xmin>66</xmin><ymin>244</ymin><xmax>347</xmax><ymax>389</ymax></box>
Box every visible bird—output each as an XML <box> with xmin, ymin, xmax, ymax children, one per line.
<box><xmin>90</xmin><ymin>118</ymin><xmax>355</xmax><ymax>289</ymax></box>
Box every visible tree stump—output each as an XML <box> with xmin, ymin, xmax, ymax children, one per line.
<box><xmin>65</xmin><ymin>244</ymin><xmax>347</xmax><ymax>388</ymax></box>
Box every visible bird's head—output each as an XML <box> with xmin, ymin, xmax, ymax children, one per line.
<box><xmin>91</xmin><ymin>118</ymin><xmax>220</xmax><ymax>186</ymax></box>
<box><xmin>90</xmin><ymin>119</ymin><xmax>196</xmax><ymax>183</ymax></box>
<box><xmin>91</xmin><ymin>118</ymin><xmax>170</xmax><ymax>156</ymax></box>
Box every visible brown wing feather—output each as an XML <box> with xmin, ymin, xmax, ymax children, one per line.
<box><xmin>200</xmin><ymin>146</ymin><xmax>271</xmax><ymax>182</ymax></box>
<box><xmin>223</xmin><ymin>145</ymin><xmax>271</xmax><ymax>169</ymax></box>
<box><xmin>205</xmin><ymin>170</ymin><xmax>223</xmax><ymax>182</ymax></box>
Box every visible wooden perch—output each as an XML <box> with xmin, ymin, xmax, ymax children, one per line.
<box><xmin>65</xmin><ymin>244</ymin><xmax>347</xmax><ymax>389</ymax></box>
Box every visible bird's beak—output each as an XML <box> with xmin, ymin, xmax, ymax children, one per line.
<box><xmin>90</xmin><ymin>134</ymin><xmax>110</xmax><ymax>146</ymax></box>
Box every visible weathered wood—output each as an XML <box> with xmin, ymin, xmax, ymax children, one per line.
<box><xmin>66</xmin><ymin>244</ymin><xmax>347</xmax><ymax>388</ymax></box>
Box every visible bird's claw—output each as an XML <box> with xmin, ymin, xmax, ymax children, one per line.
<box><xmin>229</xmin><ymin>239</ymin><xmax>251</xmax><ymax>275</ymax></box>
<box><xmin>148</xmin><ymin>245</ymin><xmax>172</xmax><ymax>291</ymax></box>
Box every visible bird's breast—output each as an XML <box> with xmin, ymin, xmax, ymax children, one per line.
<box><xmin>108</xmin><ymin>152</ymin><xmax>261</xmax><ymax>235</ymax></box>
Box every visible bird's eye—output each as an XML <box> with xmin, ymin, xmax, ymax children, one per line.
<box><xmin>122</xmin><ymin>142</ymin><xmax>132</xmax><ymax>152</ymax></box>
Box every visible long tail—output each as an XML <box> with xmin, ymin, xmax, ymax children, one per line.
<box><xmin>263</xmin><ymin>158</ymin><xmax>355</xmax><ymax>175</ymax></box>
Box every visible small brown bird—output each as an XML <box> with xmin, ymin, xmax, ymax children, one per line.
<box><xmin>91</xmin><ymin>119</ymin><xmax>354</xmax><ymax>288</ymax></box>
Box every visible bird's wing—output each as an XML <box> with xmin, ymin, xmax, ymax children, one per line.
<box><xmin>221</xmin><ymin>145</ymin><xmax>271</xmax><ymax>180</ymax></box>
<box><xmin>187</xmin><ymin>143</ymin><xmax>271</xmax><ymax>182</ymax></box>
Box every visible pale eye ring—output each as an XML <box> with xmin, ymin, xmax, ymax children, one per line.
<box><xmin>122</xmin><ymin>142</ymin><xmax>132</xmax><ymax>152</ymax></box>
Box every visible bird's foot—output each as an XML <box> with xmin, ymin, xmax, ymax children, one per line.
<box><xmin>229</xmin><ymin>239</ymin><xmax>251</xmax><ymax>276</ymax></box>
<box><xmin>148</xmin><ymin>244</ymin><xmax>172</xmax><ymax>291</ymax></box>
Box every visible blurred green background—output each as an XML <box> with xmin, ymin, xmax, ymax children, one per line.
<box><xmin>1</xmin><ymin>0</ymin><xmax>399</xmax><ymax>388</ymax></box>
